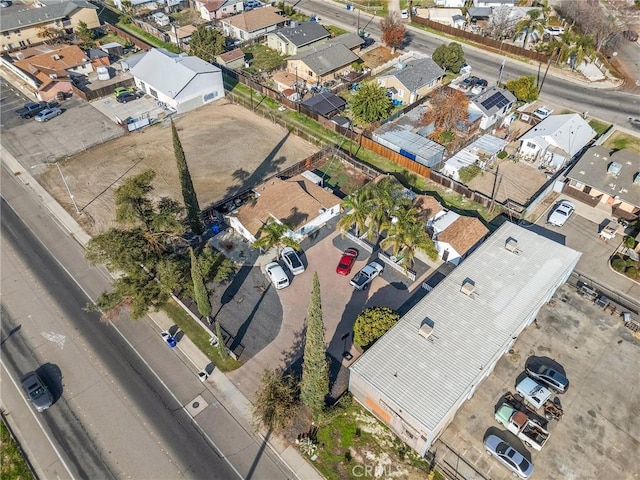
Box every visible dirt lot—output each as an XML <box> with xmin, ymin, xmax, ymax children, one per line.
<box><xmin>360</xmin><ymin>46</ymin><xmax>399</xmax><ymax>69</ymax></box>
<box><xmin>467</xmin><ymin>158</ymin><xmax>548</xmax><ymax>205</ymax></box>
<box><xmin>33</xmin><ymin>100</ymin><xmax>318</xmax><ymax>235</ymax></box>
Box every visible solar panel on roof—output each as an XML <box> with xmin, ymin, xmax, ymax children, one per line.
<box><xmin>480</xmin><ymin>92</ymin><xmax>510</xmax><ymax>111</ymax></box>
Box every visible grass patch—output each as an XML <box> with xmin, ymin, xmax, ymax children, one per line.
<box><xmin>162</xmin><ymin>299</ymin><xmax>241</xmax><ymax>372</ymax></box>
<box><xmin>242</xmin><ymin>44</ymin><xmax>286</xmax><ymax>74</ymax></box>
<box><xmin>1</xmin><ymin>420</ymin><xmax>35</xmax><ymax>480</ymax></box>
<box><xmin>169</xmin><ymin>8</ymin><xmax>201</xmax><ymax>26</ymax></box>
<box><xmin>326</xmin><ymin>25</ymin><xmax>348</xmax><ymax>37</ymax></box>
<box><xmin>602</xmin><ymin>131</ymin><xmax>640</xmax><ymax>154</ymax></box>
<box><xmin>96</xmin><ymin>31</ymin><xmax>130</xmax><ymax>47</ymax></box>
<box><xmin>588</xmin><ymin>119</ymin><xmax>610</xmax><ymax>137</ymax></box>
<box><xmin>316</xmin><ymin>157</ymin><xmax>365</xmax><ymax>195</ymax></box>
<box><xmin>117</xmin><ymin>22</ymin><xmax>181</xmax><ymax>53</ymax></box>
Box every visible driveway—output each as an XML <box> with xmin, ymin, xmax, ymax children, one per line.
<box><xmin>90</xmin><ymin>94</ymin><xmax>167</xmax><ymax>124</ymax></box>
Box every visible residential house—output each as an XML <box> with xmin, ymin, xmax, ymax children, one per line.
<box><xmin>518</xmin><ymin>114</ymin><xmax>596</xmax><ymax>171</ymax></box>
<box><xmin>349</xmin><ymin>222</ymin><xmax>581</xmax><ymax>457</ymax></box>
<box><xmin>168</xmin><ymin>24</ymin><xmax>197</xmax><ymax>49</ymax></box>
<box><xmin>130</xmin><ymin>48</ymin><xmax>225</xmax><ymax>113</ymax></box>
<box><xmin>323</xmin><ymin>32</ymin><xmax>365</xmax><ymax>51</ymax></box>
<box><xmin>194</xmin><ymin>0</ymin><xmax>244</xmax><ymax>21</ymax></box>
<box><xmin>1</xmin><ymin>0</ymin><xmax>99</xmax><ymax>51</ymax></box>
<box><xmin>441</xmin><ymin>134</ymin><xmax>507</xmax><ymax>181</ymax></box>
<box><xmin>86</xmin><ymin>48</ymin><xmax>110</xmax><ymax>69</ymax></box>
<box><xmin>225</xmin><ymin>173</ymin><xmax>342</xmax><ymax>243</ymax></box>
<box><xmin>377</xmin><ymin>57</ymin><xmax>445</xmax><ymax>105</ymax></box>
<box><xmin>431</xmin><ymin>213</ymin><xmax>489</xmax><ymax>265</ymax></box>
<box><xmin>301</xmin><ymin>92</ymin><xmax>346</xmax><ymax>118</ymax></box>
<box><xmin>468</xmin><ymin>86</ymin><xmax>516</xmax><ymax>130</ymax></box>
<box><xmin>220</xmin><ymin>6</ymin><xmax>286</xmax><ymax>41</ymax></box>
<box><xmin>215</xmin><ymin>48</ymin><xmax>245</xmax><ymax>69</ymax></box>
<box><xmin>413</xmin><ymin>194</ymin><xmax>444</xmax><ymax>223</ymax></box>
<box><xmin>267</xmin><ymin>21</ymin><xmax>330</xmax><ymax>55</ymax></box>
<box><xmin>287</xmin><ymin>43</ymin><xmax>360</xmax><ymax>86</ymax></box>
<box><xmin>114</xmin><ymin>0</ymin><xmax>182</xmax><ymax>9</ymax></box>
<box><xmin>14</xmin><ymin>44</ymin><xmax>93</xmax><ymax>101</ymax></box>
<box><xmin>564</xmin><ymin>146</ymin><xmax>640</xmax><ymax>221</ymax></box>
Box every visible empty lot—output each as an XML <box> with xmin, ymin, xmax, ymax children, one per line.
<box><xmin>438</xmin><ymin>283</ymin><xmax>640</xmax><ymax>480</ymax></box>
<box><xmin>32</xmin><ymin>100</ymin><xmax>318</xmax><ymax>235</ymax></box>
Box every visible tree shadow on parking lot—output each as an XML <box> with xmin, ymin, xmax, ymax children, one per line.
<box><xmin>229</xmin><ymin>281</ymin><xmax>271</xmax><ymax>352</ymax></box>
<box><xmin>281</xmin><ymin>325</ymin><xmax>306</xmax><ymax>378</ymax></box>
<box><xmin>37</xmin><ymin>362</ymin><xmax>63</xmax><ymax>403</ymax></box>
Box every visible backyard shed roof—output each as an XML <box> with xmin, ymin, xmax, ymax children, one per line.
<box><xmin>301</xmin><ymin>92</ymin><xmax>346</xmax><ymax>116</ymax></box>
<box><xmin>437</xmin><ymin>216</ymin><xmax>489</xmax><ymax>255</ymax></box>
<box><xmin>350</xmin><ymin>221</ymin><xmax>581</xmax><ymax>434</ymax></box>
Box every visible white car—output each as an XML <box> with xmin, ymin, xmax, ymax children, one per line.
<box><xmin>547</xmin><ymin>200</ymin><xmax>575</xmax><ymax>227</ymax></box>
<box><xmin>265</xmin><ymin>262</ymin><xmax>289</xmax><ymax>289</ymax></box>
<box><xmin>533</xmin><ymin>106</ymin><xmax>554</xmax><ymax>120</ymax></box>
<box><xmin>280</xmin><ymin>246</ymin><xmax>305</xmax><ymax>275</ymax></box>
<box><xmin>400</xmin><ymin>9</ymin><xmax>409</xmax><ymax>19</ymax></box>
<box><xmin>544</xmin><ymin>26</ymin><xmax>565</xmax><ymax>36</ymax></box>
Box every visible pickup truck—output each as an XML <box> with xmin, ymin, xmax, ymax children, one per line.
<box><xmin>350</xmin><ymin>261</ymin><xmax>383</xmax><ymax>290</ymax></box>
<box><xmin>516</xmin><ymin>376</ymin><xmax>552</xmax><ymax>411</ymax></box>
<box><xmin>16</xmin><ymin>101</ymin><xmax>48</xmax><ymax>118</ymax></box>
<box><xmin>495</xmin><ymin>403</ymin><xmax>550</xmax><ymax>451</ymax></box>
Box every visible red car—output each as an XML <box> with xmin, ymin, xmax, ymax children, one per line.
<box><xmin>336</xmin><ymin>248</ymin><xmax>358</xmax><ymax>275</ymax></box>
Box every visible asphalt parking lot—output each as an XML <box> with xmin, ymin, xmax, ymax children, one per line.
<box><xmin>1</xmin><ymin>90</ymin><xmax>124</xmax><ymax>167</ymax></box>
<box><xmin>1</xmin><ymin>75</ymin><xmax>33</xmax><ymax>129</ymax></box>
<box><xmin>438</xmin><ymin>283</ymin><xmax>640</xmax><ymax>480</ymax></box>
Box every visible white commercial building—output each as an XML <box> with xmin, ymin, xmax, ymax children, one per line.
<box><xmin>349</xmin><ymin>221</ymin><xmax>581</xmax><ymax>456</ymax></box>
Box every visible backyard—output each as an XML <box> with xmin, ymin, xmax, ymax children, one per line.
<box><xmin>603</xmin><ymin>130</ymin><xmax>640</xmax><ymax>154</ymax></box>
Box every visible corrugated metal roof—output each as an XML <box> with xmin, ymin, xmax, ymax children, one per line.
<box><xmin>350</xmin><ymin>221</ymin><xmax>581</xmax><ymax>433</ymax></box>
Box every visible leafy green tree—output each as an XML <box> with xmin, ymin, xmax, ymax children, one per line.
<box><xmin>300</xmin><ymin>273</ymin><xmax>329</xmax><ymax>421</ymax></box>
<box><xmin>188</xmin><ymin>25</ymin><xmax>225</xmax><ymax>62</ymax></box>
<box><xmin>190</xmin><ymin>247</ymin><xmax>211</xmax><ymax>318</ymax></box>
<box><xmin>76</xmin><ymin>21</ymin><xmax>95</xmax><ymax>48</ymax></box>
<box><xmin>215</xmin><ymin>320</ymin><xmax>228</xmax><ymax>357</ymax></box>
<box><xmin>252</xmin><ymin>218</ymin><xmax>300</xmax><ymax>254</ymax></box>
<box><xmin>353</xmin><ymin>307</ymin><xmax>400</xmax><ymax>349</ymax></box>
<box><xmin>514</xmin><ymin>8</ymin><xmax>545</xmax><ymax>48</ymax></box>
<box><xmin>198</xmin><ymin>245</ymin><xmax>236</xmax><ymax>283</ymax></box>
<box><xmin>172</xmin><ymin>121</ymin><xmax>203</xmax><ymax>235</ymax></box>
<box><xmin>505</xmin><ymin>75</ymin><xmax>539</xmax><ymax>102</ymax></box>
<box><xmin>349</xmin><ymin>81</ymin><xmax>392</xmax><ymax>124</ymax></box>
<box><xmin>253</xmin><ymin>369</ymin><xmax>299</xmax><ymax>432</ymax></box>
<box><xmin>120</xmin><ymin>0</ymin><xmax>135</xmax><ymax>22</ymax></box>
<box><xmin>431</xmin><ymin>42</ymin><xmax>466</xmax><ymax>73</ymax></box>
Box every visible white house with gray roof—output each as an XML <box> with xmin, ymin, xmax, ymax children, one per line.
<box><xmin>266</xmin><ymin>21</ymin><xmax>330</xmax><ymax>55</ymax></box>
<box><xmin>377</xmin><ymin>58</ymin><xmax>445</xmax><ymax>105</ymax></box>
<box><xmin>518</xmin><ymin>114</ymin><xmax>596</xmax><ymax>171</ymax></box>
<box><xmin>468</xmin><ymin>86</ymin><xmax>516</xmax><ymax>130</ymax></box>
<box><xmin>349</xmin><ymin>221</ymin><xmax>581</xmax><ymax>456</ymax></box>
<box><xmin>130</xmin><ymin>48</ymin><xmax>224</xmax><ymax>114</ymax></box>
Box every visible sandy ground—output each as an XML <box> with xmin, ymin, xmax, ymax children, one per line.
<box><xmin>34</xmin><ymin>99</ymin><xmax>318</xmax><ymax>235</ymax></box>
<box><xmin>467</xmin><ymin>158</ymin><xmax>548</xmax><ymax>205</ymax></box>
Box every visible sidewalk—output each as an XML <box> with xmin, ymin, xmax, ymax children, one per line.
<box><xmin>1</xmin><ymin>147</ymin><xmax>323</xmax><ymax>480</ymax></box>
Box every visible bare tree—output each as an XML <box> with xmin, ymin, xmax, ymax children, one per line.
<box><xmin>557</xmin><ymin>0</ymin><xmax>621</xmax><ymax>52</ymax></box>
<box><xmin>380</xmin><ymin>12</ymin><xmax>406</xmax><ymax>53</ymax></box>
<box><xmin>486</xmin><ymin>6</ymin><xmax>514</xmax><ymax>40</ymax></box>
<box><xmin>421</xmin><ymin>87</ymin><xmax>469</xmax><ymax>132</ymax></box>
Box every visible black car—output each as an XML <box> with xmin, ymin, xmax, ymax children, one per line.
<box><xmin>116</xmin><ymin>92</ymin><xmax>139</xmax><ymax>103</ymax></box>
<box><xmin>460</xmin><ymin>76</ymin><xmax>480</xmax><ymax>90</ymax></box>
<box><xmin>526</xmin><ymin>361</ymin><xmax>569</xmax><ymax>394</ymax></box>
<box><xmin>20</xmin><ymin>371</ymin><xmax>53</xmax><ymax>412</ymax></box>
<box><xmin>16</xmin><ymin>101</ymin><xmax>48</xmax><ymax>118</ymax></box>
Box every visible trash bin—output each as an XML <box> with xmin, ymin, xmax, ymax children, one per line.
<box><xmin>166</xmin><ymin>335</ymin><xmax>177</xmax><ymax>348</ymax></box>
<box><xmin>211</xmin><ymin>222</ymin><xmax>220</xmax><ymax>235</ymax></box>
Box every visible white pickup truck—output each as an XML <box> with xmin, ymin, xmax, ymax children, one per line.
<box><xmin>350</xmin><ymin>261</ymin><xmax>383</xmax><ymax>290</ymax></box>
<box><xmin>495</xmin><ymin>403</ymin><xmax>550</xmax><ymax>451</ymax></box>
<box><xmin>516</xmin><ymin>377</ymin><xmax>552</xmax><ymax>410</ymax></box>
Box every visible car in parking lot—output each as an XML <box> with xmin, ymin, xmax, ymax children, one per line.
<box><xmin>350</xmin><ymin>261</ymin><xmax>383</xmax><ymax>290</ymax></box>
<box><xmin>533</xmin><ymin>106</ymin><xmax>554</xmax><ymax>119</ymax></box>
<box><xmin>265</xmin><ymin>261</ymin><xmax>290</xmax><ymax>289</ymax></box>
<box><xmin>34</xmin><ymin>107</ymin><xmax>63</xmax><ymax>122</ymax></box>
<box><xmin>114</xmin><ymin>86</ymin><xmax>136</xmax><ymax>97</ymax></box>
<box><xmin>280</xmin><ymin>246</ymin><xmax>305</xmax><ymax>275</ymax></box>
<box><xmin>526</xmin><ymin>361</ymin><xmax>569</xmax><ymax>394</ymax></box>
<box><xmin>460</xmin><ymin>76</ymin><xmax>480</xmax><ymax>91</ymax></box>
<box><xmin>20</xmin><ymin>371</ymin><xmax>53</xmax><ymax>412</ymax></box>
<box><xmin>516</xmin><ymin>376</ymin><xmax>552</xmax><ymax>411</ymax></box>
<box><xmin>336</xmin><ymin>248</ymin><xmax>358</xmax><ymax>275</ymax></box>
<box><xmin>15</xmin><ymin>101</ymin><xmax>48</xmax><ymax>118</ymax></box>
<box><xmin>116</xmin><ymin>92</ymin><xmax>140</xmax><ymax>103</ymax></box>
<box><xmin>484</xmin><ymin>434</ymin><xmax>534</xmax><ymax>479</ymax></box>
<box><xmin>547</xmin><ymin>200</ymin><xmax>575</xmax><ymax>227</ymax></box>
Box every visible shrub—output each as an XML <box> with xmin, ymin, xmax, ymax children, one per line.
<box><xmin>353</xmin><ymin>307</ymin><xmax>400</xmax><ymax>349</ymax></box>
<box><xmin>497</xmin><ymin>150</ymin><xmax>508</xmax><ymax>159</ymax></box>
<box><xmin>626</xmin><ymin>266</ymin><xmax>639</xmax><ymax>278</ymax></box>
<box><xmin>611</xmin><ymin>257</ymin><xmax>626</xmax><ymax>272</ymax></box>
<box><xmin>458</xmin><ymin>164</ymin><xmax>481</xmax><ymax>183</ymax></box>
<box><xmin>624</xmin><ymin>235</ymin><xmax>637</xmax><ymax>249</ymax></box>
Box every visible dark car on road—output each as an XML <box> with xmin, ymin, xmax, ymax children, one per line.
<box><xmin>526</xmin><ymin>361</ymin><xmax>569</xmax><ymax>394</ymax></box>
<box><xmin>116</xmin><ymin>92</ymin><xmax>140</xmax><ymax>103</ymax></box>
<box><xmin>16</xmin><ymin>101</ymin><xmax>48</xmax><ymax>118</ymax></box>
<box><xmin>20</xmin><ymin>371</ymin><xmax>53</xmax><ymax>412</ymax></box>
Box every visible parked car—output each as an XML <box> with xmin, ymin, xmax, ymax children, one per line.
<box><xmin>623</xmin><ymin>30</ymin><xmax>639</xmax><ymax>42</ymax></box>
<box><xmin>15</xmin><ymin>101</ymin><xmax>48</xmax><ymax>118</ymax></box>
<box><xmin>526</xmin><ymin>362</ymin><xmax>569</xmax><ymax>394</ymax></box>
<box><xmin>484</xmin><ymin>434</ymin><xmax>534</xmax><ymax>479</ymax></box>
<box><xmin>350</xmin><ymin>261</ymin><xmax>383</xmax><ymax>290</ymax></box>
<box><xmin>114</xmin><ymin>86</ymin><xmax>136</xmax><ymax>97</ymax></box>
<box><xmin>280</xmin><ymin>246</ymin><xmax>305</xmax><ymax>275</ymax></box>
<box><xmin>336</xmin><ymin>248</ymin><xmax>358</xmax><ymax>275</ymax></box>
<box><xmin>516</xmin><ymin>376</ymin><xmax>552</xmax><ymax>411</ymax></box>
<box><xmin>533</xmin><ymin>106</ymin><xmax>554</xmax><ymax>119</ymax></box>
<box><xmin>547</xmin><ymin>200</ymin><xmax>575</xmax><ymax>227</ymax></box>
<box><xmin>629</xmin><ymin>117</ymin><xmax>640</xmax><ymax>130</ymax></box>
<box><xmin>400</xmin><ymin>9</ymin><xmax>409</xmax><ymax>19</ymax></box>
<box><xmin>243</xmin><ymin>0</ymin><xmax>262</xmax><ymax>9</ymax></box>
<box><xmin>265</xmin><ymin>262</ymin><xmax>290</xmax><ymax>289</ymax></box>
<box><xmin>20</xmin><ymin>371</ymin><xmax>53</xmax><ymax>412</ymax></box>
<box><xmin>34</xmin><ymin>107</ymin><xmax>63</xmax><ymax>122</ymax></box>
<box><xmin>460</xmin><ymin>76</ymin><xmax>480</xmax><ymax>91</ymax></box>
<box><xmin>116</xmin><ymin>92</ymin><xmax>139</xmax><ymax>103</ymax></box>
<box><xmin>544</xmin><ymin>26</ymin><xmax>565</xmax><ymax>36</ymax></box>
<box><xmin>0</xmin><ymin>1</ymin><xmax>12</xmax><ymax>7</ymax></box>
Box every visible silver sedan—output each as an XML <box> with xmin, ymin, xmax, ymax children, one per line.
<box><xmin>34</xmin><ymin>107</ymin><xmax>63</xmax><ymax>122</ymax></box>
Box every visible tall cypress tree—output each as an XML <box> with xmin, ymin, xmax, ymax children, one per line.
<box><xmin>172</xmin><ymin>121</ymin><xmax>203</xmax><ymax>235</ymax></box>
<box><xmin>215</xmin><ymin>320</ymin><xmax>228</xmax><ymax>358</ymax></box>
<box><xmin>190</xmin><ymin>247</ymin><xmax>211</xmax><ymax>318</ymax></box>
<box><xmin>300</xmin><ymin>273</ymin><xmax>329</xmax><ymax>421</ymax></box>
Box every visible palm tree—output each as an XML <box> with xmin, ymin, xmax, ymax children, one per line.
<box><xmin>336</xmin><ymin>186</ymin><xmax>373</xmax><ymax>238</ymax></box>
<box><xmin>366</xmin><ymin>177</ymin><xmax>408</xmax><ymax>240</ymax></box>
<box><xmin>559</xmin><ymin>32</ymin><xmax>595</xmax><ymax>71</ymax></box>
<box><xmin>380</xmin><ymin>205</ymin><xmax>437</xmax><ymax>270</ymax></box>
<box><xmin>515</xmin><ymin>9</ymin><xmax>545</xmax><ymax>48</ymax></box>
<box><xmin>252</xmin><ymin>217</ymin><xmax>300</xmax><ymax>254</ymax></box>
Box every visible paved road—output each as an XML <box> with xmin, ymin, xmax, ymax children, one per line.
<box><xmin>0</xmin><ymin>165</ymin><xmax>290</xmax><ymax>479</ymax></box>
<box><xmin>292</xmin><ymin>0</ymin><xmax>640</xmax><ymax>126</ymax></box>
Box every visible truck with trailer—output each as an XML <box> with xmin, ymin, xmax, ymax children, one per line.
<box><xmin>495</xmin><ymin>403</ymin><xmax>550</xmax><ymax>451</ymax></box>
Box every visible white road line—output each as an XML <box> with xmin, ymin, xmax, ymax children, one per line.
<box><xmin>0</xmin><ymin>362</ymin><xmax>76</xmax><ymax>480</ymax></box>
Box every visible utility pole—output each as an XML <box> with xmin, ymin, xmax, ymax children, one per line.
<box><xmin>489</xmin><ymin>165</ymin><xmax>501</xmax><ymax>213</ymax></box>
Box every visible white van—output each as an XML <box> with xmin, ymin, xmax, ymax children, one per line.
<box><xmin>265</xmin><ymin>262</ymin><xmax>290</xmax><ymax>289</ymax></box>
<box><xmin>516</xmin><ymin>377</ymin><xmax>551</xmax><ymax>410</ymax></box>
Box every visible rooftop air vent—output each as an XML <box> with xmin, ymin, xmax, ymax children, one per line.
<box><xmin>608</xmin><ymin>162</ymin><xmax>622</xmax><ymax>176</ymax></box>
<box><xmin>461</xmin><ymin>279</ymin><xmax>476</xmax><ymax>297</ymax></box>
<box><xmin>418</xmin><ymin>322</ymin><xmax>433</xmax><ymax>340</ymax></box>
<box><xmin>505</xmin><ymin>238</ymin><xmax>519</xmax><ymax>254</ymax></box>
<box><xmin>52</xmin><ymin>54</ymin><xmax>61</xmax><ymax>60</ymax></box>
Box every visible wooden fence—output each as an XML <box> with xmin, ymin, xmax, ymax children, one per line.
<box><xmin>411</xmin><ymin>17</ymin><xmax>549</xmax><ymax>64</ymax></box>
<box><xmin>71</xmin><ymin>77</ymin><xmax>136</xmax><ymax>101</ymax></box>
<box><xmin>105</xmin><ymin>23</ymin><xmax>153</xmax><ymax>51</ymax></box>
